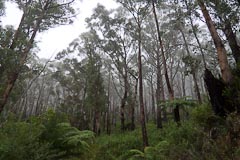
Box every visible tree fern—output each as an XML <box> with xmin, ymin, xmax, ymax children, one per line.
<box><xmin>51</xmin><ymin>122</ymin><xmax>95</xmax><ymax>159</ymax></box>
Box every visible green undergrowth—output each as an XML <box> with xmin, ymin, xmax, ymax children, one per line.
<box><xmin>94</xmin><ymin>104</ymin><xmax>240</xmax><ymax>160</ymax></box>
<box><xmin>1</xmin><ymin>104</ymin><xmax>240</xmax><ymax>160</ymax></box>
<box><xmin>0</xmin><ymin>110</ymin><xmax>95</xmax><ymax>160</ymax></box>
<box><xmin>94</xmin><ymin>124</ymin><xmax>162</xmax><ymax>160</ymax></box>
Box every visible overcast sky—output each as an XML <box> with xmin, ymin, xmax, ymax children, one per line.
<box><xmin>2</xmin><ymin>0</ymin><xmax>119</xmax><ymax>59</ymax></box>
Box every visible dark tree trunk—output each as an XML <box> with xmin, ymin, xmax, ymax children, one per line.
<box><xmin>204</xmin><ymin>69</ymin><xmax>239</xmax><ymax>116</ymax></box>
<box><xmin>150</xmin><ymin>76</ymin><xmax>156</xmax><ymax>122</ymax></box>
<box><xmin>174</xmin><ymin>104</ymin><xmax>181</xmax><ymax>126</ymax></box>
<box><xmin>138</xmin><ymin>21</ymin><xmax>149</xmax><ymax>147</ymax></box>
<box><xmin>160</xmin><ymin>72</ymin><xmax>167</xmax><ymax>122</ymax></box>
<box><xmin>223</xmin><ymin>21</ymin><xmax>240</xmax><ymax>64</ymax></box>
<box><xmin>152</xmin><ymin>0</ymin><xmax>175</xmax><ymax>124</ymax></box>
<box><xmin>0</xmin><ymin>72</ymin><xmax>19</xmax><ymax>113</ymax></box>
<box><xmin>204</xmin><ymin>69</ymin><xmax>228</xmax><ymax>116</ymax></box>
<box><xmin>156</xmin><ymin>47</ymin><xmax>163</xmax><ymax>128</ymax></box>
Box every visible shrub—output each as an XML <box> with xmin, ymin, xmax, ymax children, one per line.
<box><xmin>0</xmin><ymin>118</ymin><xmax>51</xmax><ymax>160</ymax></box>
<box><xmin>95</xmin><ymin>130</ymin><xmax>142</xmax><ymax>160</ymax></box>
<box><xmin>0</xmin><ymin>110</ymin><xmax>95</xmax><ymax>160</ymax></box>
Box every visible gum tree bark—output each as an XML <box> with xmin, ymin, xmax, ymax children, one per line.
<box><xmin>198</xmin><ymin>0</ymin><xmax>233</xmax><ymax>84</ymax></box>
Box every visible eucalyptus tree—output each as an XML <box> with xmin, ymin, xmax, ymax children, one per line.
<box><xmin>207</xmin><ymin>0</ymin><xmax>240</xmax><ymax>64</ymax></box>
<box><xmin>85</xmin><ymin>5</ymin><xmax>138</xmax><ymax>131</ymax></box>
<box><xmin>51</xmin><ymin>57</ymin><xmax>91</xmax><ymax>129</ymax></box>
<box><xmin>117</xmin><ymin>0</ymin><xmax>150</xmax><ymax>147</ymax></box>
<box><xmin>197</xmin><ymin>0</ymin><xmax>233</xmax><ymax>84</ymax></box>
<box><xmin>193</xmin><ymin>0</ymin><xmax>240</xmax><ymax>115</ymax></box>
<box><xmin>80</xmin><ymin>30</ymin><xmax>107</xmax><ymax>135</ymax></box>
<box><xmin>141</xmin><ymin>14</ymin><xmax>166</xmax><ymax>127</ymax></box>
<box><xmin>151</xmin><ymin>0</ymin><xmax>190</xmax><ymax>125</ymax></box>
<box><xmin>56</xmin><ymin>29</ymin><xmax>107</xmax><ymax>134</ymax></box>
<box><xmin>182</xmin><ymin>0</ymin><xmax>207</xmax><ymax>68</ymax></box>
<box><xmin>85</xmin><ymin>52</ymin><xmax>106</xmax><ymax>135</ymax></box>
<box><xmin>0</xmin><ymin>0</ymin><xmax>76</xmax><ymax>113</ymax></box>
<box><xmin>169</xmin><ymin>3</ymin><xmax>202</xmax><ymax>103</ymax></box>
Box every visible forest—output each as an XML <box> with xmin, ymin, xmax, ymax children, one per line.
<box><xmin>0</xmin><ymin>0</ymin><xmax>240</xmax><ymax>159</ymax></box>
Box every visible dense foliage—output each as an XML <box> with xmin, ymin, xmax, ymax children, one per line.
<box><xmin>0</xmin><ymin>110</ymin><xmax>94</xmax><ymax>160</ymax></box>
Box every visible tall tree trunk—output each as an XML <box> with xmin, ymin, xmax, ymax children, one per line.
<box><xmin>223</xmin><ymin>21</ymin><xmax>240</xmax><ymax>64</ymax></box>
<box><xmin>174</xmin><ymin>104</ymin><xmax>181</xmax><ymax>126</ymax></box>
<box><xmin>152</xmin><ymin>0</ymin><xmax>176</xmax><ymax>123</ymax></box>
<box><xmin>131</xmin><ymin>78</ymin><xmax>138</xmax><ymax>131</ymax></box>
<box><xmin>198</xmin><ymin>0</ymin><xmax>233</xmax><ymax>84</ymax></box>
<box><xmin>93</xmin><ymin>109</ymin><xmax>101</xmax><ymax>135</ymax></box>
<box><xmin>160</xmin><ymin>72</ymin><xmax>167</xmax><ymax>121</ymax></box>
<box><xmin>0</xmin><ymin>3</ymin><xmax>44</xmax><ymax>113</ymax></box>
<box><xmin>150</xmin><ymin>75</ymin><xmax>156</xmax><ymax>123</ymax></box>
<box><xmin>107</xmin><ymin>70</ymin><xmax>111</xmax><ymax>135</ymax></box>
<box><xmin>156</xmin><ymin>48</ymin><xmax>163</xmax><ymax>128</ymax></box>
<box><xmin>138</xmin><ymin>21</ymin><xmax>149</xmax><ymax>147</ymax></box>
<box><xmin>120</xmin><ymin>74</ymin><xmax>128</xmax><ymax>131</ymax></box>
<box><xmin>208</xmin><ymin>0</ymin><xmax>240</xmax><ymax>63</ymax></box>
<box><xmin>106</xmin><ymin>108</ymin><xmax>111</xmax><ymax>135</ymax></box>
